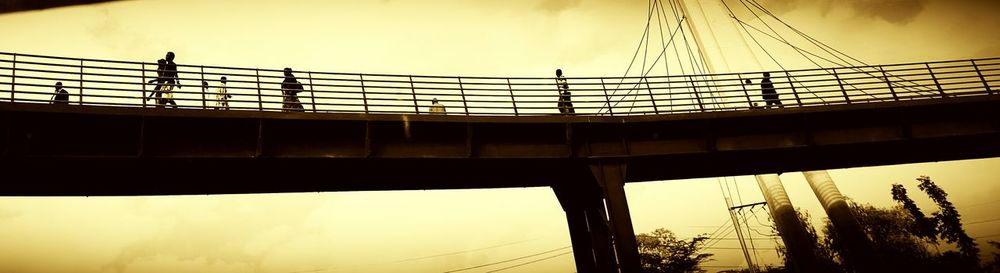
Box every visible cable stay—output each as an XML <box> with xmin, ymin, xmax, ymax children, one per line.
<box><xmin>740</xmin><ymin>0</ymin><xmax>938</xmax><ymax>96</ymax></box>
<box><xmin>602</xmin><ymin>0</ymin><xmax>959</xmax><ymax>116</ymax></box>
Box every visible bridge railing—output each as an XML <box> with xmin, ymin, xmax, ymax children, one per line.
<box><xmin>0</xmin><ymin>52</ymin><xmax>996</xmax><ymax>116</ymax></box>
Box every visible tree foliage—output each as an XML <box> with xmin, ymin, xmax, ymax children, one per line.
<box><xmin>985</xmin><ymin>241</ymin><xmax>1000</xmax><ymax>273</ymax></box>
<box><xmin>916</xmin><ymin>176</ymin><xmax>980</xmax><ymax>261</ymax></box>
<box><xmin>763</xmin><ymin>176</ymin><xmax>995</xmax><ymax>273</ymax></box>
<box><xmin>822</xmin><ymin>203</ymin><xmax>941</xmax><ymax>273</ymax></box>
<box><xmin>636</xmin><ymin>228</ymin><xmax>714</xmax><ymax>273</ymax></box>
<box><xmin>890</xmin><ymin>183</ymin><xmax>937</xmax><ymax>239</ymax></box>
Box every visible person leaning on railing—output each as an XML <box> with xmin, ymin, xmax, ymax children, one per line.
<box><xmin>281</xmin><ymin>68</ymin><xmax>305</xmax><ymax>112</ymax></box>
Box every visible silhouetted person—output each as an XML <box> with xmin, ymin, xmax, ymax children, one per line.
<box><xmin>201</xmin><ymin>80</ymin><xmax>210</xmax><ymax>109</ymax></box>
<box><xmin>745</xmin><ymin>79</ymin><xmax>761</xmax><ymax>110</ymax></box>
<box><xmin>214</xmin><ymin>76</ymin><xmax>231</xmax><ymax>110</ymax></box>
<box><xmin>51</xmin><ymin>82</ymin><xmax>69</xmax><ymax>104</ymax></box>
<box><xmin>281</xmin><ymin>68</ymin><xmax>305</xmax><ymax>112</ymax></box>
<box><xmin>555</xmin><ymin>69</ymin><xmax>574</xmax><ymax>114</ymax></box>
<box><xmin>429</xmin><ymin>98</ymin><xmax>446</xmax><ymax>114</ymax></box>
<box><xmin>146</xmin><ymin>58</ymin><xmax>166</xmax><ymax>104</ymax></box>
<box><xmin>148</xmin><ymin>52</ymin><xmax>181</xmax><ymax>108</ymax></box>
<box><xmin>761</xmin><ymin>72</ymin><xmax>782</xmax><ymax>109</ymax></box>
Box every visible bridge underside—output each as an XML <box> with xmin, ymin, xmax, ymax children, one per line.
<box><xmin>2</xmin><ymin>95</ymin><xmax>999</xmax><ymax>195</ymax></box>
<box><xmin>3</xmin><ymin>97</ymin><xmax>1000</xmax><ymax>195</ymax></box>
<box><xmin>0</xmin><ymin>96</ymin><xmax>1000</xmax><ymax>195</ymax></box>
<box><xmin>3</xmin><ymin>96</ymin><xmax>1000</xmax><ymax>273</ymax></box>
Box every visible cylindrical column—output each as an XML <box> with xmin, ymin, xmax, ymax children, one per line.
<box><xmin>755</xmin><ymin>174</ymin><xmax>822</xmax><ymax>273</ymax></box>
<box><xmin>803</xmin><ymin>170</ymin><xmax>880</xmax><ymax>272</ymax></box>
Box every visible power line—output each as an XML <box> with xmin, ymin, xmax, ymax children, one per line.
<box><xmin>442</xmin><ymin>246</ymin><xmax>572</xmax><ymax>273</ymax></box>
<box><xmin>959</xmin><ymin>199</ymin><xmax>1000</xmax><ymax>209</ymax></box>
<box><xmin>975</xmin><ymin>233</ymin><xmax>1000</xmax><ymax>239</ymax></box>
<box><xmin>483</xmin><ymin>251</ymin><xmax>574</xmax><ymax>273</ymax></box>
<box><xmin>965</xmin><ymin>217</ymin><xmax>1000</xmax><ymax>226</ymax></box>
<box><xmin>706</xmin><ymin>247</ymin><xmax>779</xmax><ymax>250</ymax></box>
<box><xmin>287</xmin><ymin>238</ymin><xmax>541</xmax><ymax>273</ymax></box>
<box><xmin>394</xmin><ymin>238</ymin><xmax>539</xmax><ymax>263</ymax></box>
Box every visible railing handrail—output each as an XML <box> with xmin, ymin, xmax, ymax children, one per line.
<box><xmin>0</xmin><ymin>51</ymin><xmax>996</xmax><ymax>116</ymax></box>
<box><xmin>2</xmin><ymin>51</ymin><xmax>998</xmax><ymax>80</ymax></box>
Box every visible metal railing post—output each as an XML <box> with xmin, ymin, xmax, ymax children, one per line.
<box><xmin>458</xmin><ymin>77</ymin><xmax>469</xmax><ymax>116</ymax></box>
<box><xmin>140</xmin><ymin>63</ymin><xmax>147</xmax><ymax>108</ymax></box>
<box><xmin>833</xmin><ymin>68</ymin><xmax>849</xmax><ymax>104</ymax></box>
<box><xmin>79</xmin><ymin>59</ymin><xmax>84</xmax><ymax>105</ymax></box>
<box><xmin>688</xmin><ymin>75</ymin><xmax>705</xmax><ymax>112</ymax></box>
<box><xmin>10</xmin><ymin>53</ymin><xmax>15</xmax><ymax>102</ymax></box>
<box><xmin>879</xmin><ymin>66</ymin><xmax>898</xmax><ymax>101</ymax></box>
<box><xmin>785</xmin><ymin>71</ymin><xmax>802</xmax><ymax>106</ymax></box>
<box><xmin>410</xmin><ymin>76</ymin><xmax>419</xmax><ymax>114</ymax></box>
<box><xmin>507</xmin><ymin>78</ymin><xmax>518</xmax><ymax>116</ymax></box>
<box><xmin>600</xmin><ymin>78</ymin><xmax>613</xmax><ymax>115</ymax></box>
<box><xmin>255</xmin><ymin>69</ymin><xmax>263</xmax><ymax>111</ymax></box>
<box><xmin>926</xmin><ymin>63</ymin><xmax>945</xmax><ymax>98</ymax></box>
<box><xmin>738</xmin><ymin>75</ymin><xmax>752</xmax><ymax>108</ymax></box>
<box><xmin>972</xmin><ymin>60</ymin><xmax>992</xmax><ymax>95</ymax></box>
<box><xmin>643</xmin><ymin>77</ymin><xmax>659</xmax><ymax>114</ymax></box>
<box><xmin>200</xmin><ymin>66</ymin><xmax>207</xmax><ymax>109</ymax></box>
<box><xmin>307</xmin><ymin>72</ymin><xmax>317</xmax><ymax>112</ymax></box>
<box><xmin>359</xmin><ymin>74</ymin><xmax>369</xmax><ymax>114</ymax></box>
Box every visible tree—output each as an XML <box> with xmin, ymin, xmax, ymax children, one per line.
<box><xmin>636</xmin><ymin>228</ymin><xmax>714</xmax><ymax>273</ymax></box>
<box><xmin>985</xmin><ymin>241</ymin><xmax>1000</xmax><ymax>273</ymax></box>
<box><xmin>764</xmin><ymin>176</ymin><xmax>988</xmax><ymax>272</ymax></box>
<box><xmin>890</xmin><ymin>183</ymin><xmax>937</xmax><ymax>239</ymax></box>
<box><xmin>822</xmin><ymin>203</ymin><xmax>938</xmax><ymax>273</ymax></box>
<box><xmin>891</xmin><ymin>176</ymin><xmax>980</xmax><ymax>271</ymax></box>
<box><xmin>916</xmin><ymin>176</ymin><xmax>979</xmax><ymax>262</ymax></box>
<box><xmin>779</xmin><ymin>210</ymin><xmax>842</xmax><ymax>273</ymax></box>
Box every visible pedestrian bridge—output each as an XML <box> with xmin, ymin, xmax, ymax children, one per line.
<box><xmin>2</xmin><ymin>51</ymin><xmax>999</xmax><ymax>273</ymax></box>
<box><xmin>1</xmin><ymin>51</ymin><xmax>998</xmax><ymax>195</ymax></box>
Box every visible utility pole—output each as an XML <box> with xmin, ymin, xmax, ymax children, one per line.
<box><xmin>718</xmin><ymin>179</ymin><xmax>757</xmax><ymax>273</ymax></box>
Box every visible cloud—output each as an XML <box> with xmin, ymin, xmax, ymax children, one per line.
<box><xmin>849</xmin><ymin>0</ymin><xmax>927</xmax><ymax>25</ymax></box>
<box><xmin>86</xmin><ymin>6</ymin><xmax>165</xmax><ymax>58</ymax></box>
<box><xmin>753</xmin><ymin>0</ymin><xmax>927</xmax><ymax>25</ymax></box>
<box><xmin>536</xmin><ymin>0</ymin><xmax>582</xmax><ymax>15</ymax></box>
<box><xmin>100</xmin><ymin>195</ymin><xmax>327</xmax><ymax>273</ymax></box>
<box><xmin>976</xmin><ymin>44</ymin><xmax>1000</xmax><ymax>58</ymax></box>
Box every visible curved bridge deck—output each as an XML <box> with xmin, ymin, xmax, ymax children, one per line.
<box><xmin>0</xmin><ymin>52</ymin><xmax>998</xmax><ymax>195</ymax></box>
<box><xmin>2</xmin><ymin>52</ymin><xmax>1000</xmax><ymax>273</ymax></box>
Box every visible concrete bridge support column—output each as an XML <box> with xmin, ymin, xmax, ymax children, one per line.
<box><xmin>755</xmin><ymin>174</ymin><xmax>823</xmax><ymax>273</ymax></box>
<box><xmin>553</xmin><ymin>180</ymin><xmax>616</xmax><ymax>273</ymax></box>
<box><xmin>590</xmin><ymin>162</ymin><xmax>640</xmax><ymax>273</ymax></box>
<box><xmin>552</xmin><ymin>162</ymin><xmax>640</xmax><ymax>273</ymax></box>
<box><xmin>802</xmin><ymin>170</ymin><xmax>880</xmax><ymax>273</ymax></box>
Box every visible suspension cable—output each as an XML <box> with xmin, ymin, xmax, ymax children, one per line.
<box><xmin>744</xmin><ymin>0</ymin><xmax>936</xmax><ymax>94</ymax></box>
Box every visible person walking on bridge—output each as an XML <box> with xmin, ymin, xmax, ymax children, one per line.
<box><xmin>148</xmin><ymin>52</ymin><xmax>182</xmax><ymax>108</ymax></box>
<box><xmin>555</xmin><ymin>69</ymin><xmax>574</xmax><ymax>114</ymax></box>
<box><xmin>214</xmin><ymin>76</ymin><xmax>231</xmax><ymax>110</ymax></box>
<box><xmin>761</xmin><ymin>72</ymin><xmax>782</xmax><ymax>109</ymax></box>
<box><xmin>281</xmin><ymin>68</ymin><xmax>305</xmax><ymax>112</ymax></box>
<box><xmin>51</xmin><ymin>82</ymin><xmax>69</xmax><ymax>105</ymax></box>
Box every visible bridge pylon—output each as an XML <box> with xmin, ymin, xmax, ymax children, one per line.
<box><xmin>553</xmin><ymin>162</ymin><xmax>640</xmax><ymax>273</ymax></box>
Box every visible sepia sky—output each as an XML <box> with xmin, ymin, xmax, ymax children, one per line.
<box><xmin>1</xmin><ymin>0</ymin><xmax>1000</xmax><ymax>272</ymax></box>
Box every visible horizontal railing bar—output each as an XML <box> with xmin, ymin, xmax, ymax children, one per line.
<box><xmin>3</xmin><ymin>51</ymin><xmax>997</xmax><ymax>116</ymax></box>
<box><xmin>3</xmin><ymin>51</ymin><xmax>999</xmax><ymax>80</ymax></box>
